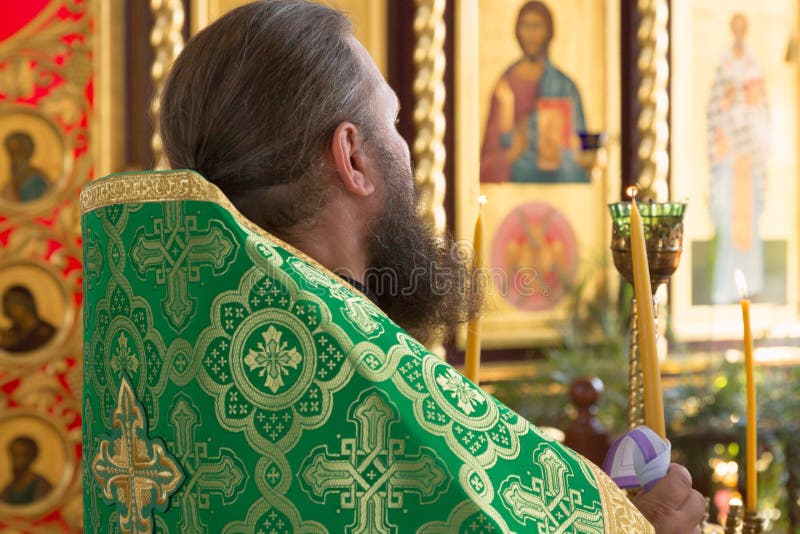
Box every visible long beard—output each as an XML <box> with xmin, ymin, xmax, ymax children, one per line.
<box><xmin>364</xmin><ymin>141</ymin><xmax>480</xmax><ymax>345</ymax></box>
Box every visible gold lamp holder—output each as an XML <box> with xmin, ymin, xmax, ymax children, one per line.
<box><xmin>609</xmin><ymin>200</ymin><xmax>686</xmax><ymax>431</ymax></box>
<box><xmin>611</xmin><ymin>199</ymin><xmax>768</xmax><ymax>533</ymax></box>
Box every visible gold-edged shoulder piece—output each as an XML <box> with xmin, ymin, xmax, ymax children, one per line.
<box><xmin>583</xmin><ymin>456</ymin><xmax>655</xmax><ymax>533</ymax></box>
<box><xmin>79</xmin><ymin>169</ymin><xmax>273</xmax><ymax>242</ymax></box>
<box><xmin>79</xmin><ymin>169</ymin><xmax>227</xmax><ymax>215</ymax></box>
<box><xmin>79</xmin><ymin>169</ymin><xmax>378</xmax><ymax>305</ymax></box>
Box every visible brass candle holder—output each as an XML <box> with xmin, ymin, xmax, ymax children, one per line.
<box><xmin>608</xmin><ymin>200</ymin><xmax>687</xmax><ymax>431</ymax></box>
<box><xmin>609</xmin><ymin>201</ymin><xmax>765</xmax><ymax>533</ymax></box>
<box><xmin>725</xmin><ymin>499</ymin><xmax>744</xmax><ymax>533</ymax></box>
<box><xmin>697</xmin><ymin>499</ymin><xmax>768</xmax><ymax>534</ymax></box>
<box><xmin>722</xmin><ymin>499</ymin><xmax>765</xmax><ymax>533</ymax></box>
<box><xmin>741</xmin><ymin>510</ymin><xmax>765</xmax><ymax>534</ymax></box>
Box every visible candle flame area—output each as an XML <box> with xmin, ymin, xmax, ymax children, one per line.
<box><xmin>735</xmin><ymin>269</ymin><xmax>749</xmax><ymax>299</ymax></box>
<box><xmin>626</xmin><ymin>185</ymin><xmax>638</xmax><ymax>199</ymax></box>
<box><xmin>478</xmin><ymin>195</ymin><xmax>487</xmax><ymax>206</ymax></box>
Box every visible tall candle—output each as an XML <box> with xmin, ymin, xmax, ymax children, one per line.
<box><xmin>464</xmin><ymin>196</ymin><xmax>486</xmax><ymax>384</ymax></box>
<box><xmin>629</xmin><ymin>188</ymin><xmax>666</xmax><ymax>439</ymax></box>
<box><xmin>735</xmin><ymin>269</ymin><xmax>757</xmax><ymax>512</ymax></box>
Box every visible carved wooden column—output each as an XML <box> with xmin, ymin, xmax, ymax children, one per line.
<box><xmin>621</xmin><ymin>0</ymin><xmax>670</xmax><ymax>201</ymax></box>
<box><xmin>150</xmin><ymin>0</ymin><xmax>186</xmax><ymax>169</ymax></box>
<box><xmin>412</xmin><ymin>0</ymin><xmax>447</xmax><ymax>234</ymax></box>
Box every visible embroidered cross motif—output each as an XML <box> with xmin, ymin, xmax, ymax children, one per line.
<box><xmin>130</xmin><ymin>203</ymin><xmax>237</xmax><ymax>331</ymax></box>
<box><xmin>499</xmin><ymin>446</ymin><xmax>603</xmax><ymax>533</ymax></box>
<box><xmin>168</xmin><ymin>393</ymin><xmax>247</xmax><ymax>532</ymax></box>
<box><xmin>299</xmin><ymin>389</ymin><xmax>450</xmax><ymax>533</ymax></box>
<box><xmin>342</xmin><ymin>297</ymin><xmax>385</xmax><ymax>339</ymax></box>
<box><xmin>435</xmin><ymin>368</ymin><xmax>486</xmax><ymax>415</ymax></box>
<box><xmin>83</xmin><ymin>227</ymin><xmax>103</xmax><ymax>288</ymax></box>
<box><xmin>110</xmin><ymin>332</ymin><xmax>139</xmax><ymax>375</ymax></box>
<box><xmin>91</xmin><ymin>375</ymin><xmax>184</xmax><ymax>534</ymax></box>
<box><xmin>243</xmin><ymin>325</ymin><xmax>303</xmax><ymax>393</ymax></box>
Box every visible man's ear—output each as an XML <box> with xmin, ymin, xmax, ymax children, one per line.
<box><xmin>330</xmin><ymin>122</ymin><xmax>376</xmax><ymax>196</ymax></box>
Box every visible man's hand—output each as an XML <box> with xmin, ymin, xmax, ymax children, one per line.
<box><xmin>632</xmin><ymin>463</ymin><xmax>705</xmax><ymax>534</ymax></box>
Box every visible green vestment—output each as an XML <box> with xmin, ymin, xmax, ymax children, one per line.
<box><xmin>81</xmin><ymin>170</ymin><xmax>652</xmax><ymax>533</ymax></box>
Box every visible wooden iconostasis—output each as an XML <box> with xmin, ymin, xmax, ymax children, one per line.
<box><xmin>0</xmin><ymin>1</ymin><xmax>654</xmax><ymax>531</ymax></box>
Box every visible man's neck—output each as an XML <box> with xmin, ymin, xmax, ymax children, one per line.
<box><xmin>278</xmin><ymin>212</ymin><xmax>370</xmax><ymax>285</ymax></box>
<box><xmin>292</xmin><ymin>237</ymin><xmax>368</xmax><ymax>283</ymax></box>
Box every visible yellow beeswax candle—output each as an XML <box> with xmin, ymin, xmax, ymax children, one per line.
<box><xmin>464</xmin><ymin>196</ymin><xmax>486</xmax><ymax>384</ymax></box>
<box><xmin>735</xmin><ymin>269</ymin><xmax>757</xmax><ymax>512</ymax></box>
<box><xmin>629</xmin><ymin>188</ymin><xmax>665</xmax><ymax>439</ymax></box>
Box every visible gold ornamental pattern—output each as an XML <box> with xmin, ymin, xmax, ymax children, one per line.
<box><xmin>412</xmin><ymin>0</ymin><xmax>447</xmax><ymax>235</ymax></box>
<box><xmin>636</xmin><ymin>0</ymin><xmax>670</xmax><ymax>200</ymax></box>
<box><xmin>150</xmin><ymin>0</ymin><xmax>185</xmax><ymax>169</ymax></box>
<box><xmin>0</xmin><ymin>2</ymin><xmax>90</xmax><ymax>531</ymax></box>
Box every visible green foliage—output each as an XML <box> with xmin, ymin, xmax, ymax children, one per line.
<box><xmin>489</xmin><ymin>253</ymin><xmax>800</xmax><ymax>531</ymax></box>
<box><xmin>666</xmin><ymin>351</ymin><xmax>800</xmax><ymax>532</ymax></box>
<box><xmin>489</xmin><ymin>258</ymin><xmax>800</xmax><ymax>531</ymax></box>
<box><xmin>491</xmin><ymin>260</ymin><xmax>631</xmax><ymax>436</ymax></box>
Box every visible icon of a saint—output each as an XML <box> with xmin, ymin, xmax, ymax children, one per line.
<box><xmin>0</xmin><ymin>436</ymin><xmax>53</xmax><ymax>505</ymax></box>
<box><xmin>706</xmin><ymin>13</ymin><xmax>769</xmax><ymax>303</ymax></box>
<box><xmin>3</xmin><ymin>131</ymin><xmax>52</xmax><ymax>202</ymax></box>
<box><xmin>480</xmin><ymin>1</ymin><xmax>588</xmax><ymax>183</ymax></box>
<box><xmin>0</xmin><ymin>285</ymin><xmax>56</xmax><ymax>353</ymax></box>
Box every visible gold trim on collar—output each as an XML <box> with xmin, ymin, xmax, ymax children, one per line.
<box><xmin>81</xmin><ymin>169</ymin><xmax>226</xmax><ymax>214</ymax></box>
<box><xmin>79</xmin><ymin>169</ymin><xmax>375</xmax><ymax>304</ymax></box>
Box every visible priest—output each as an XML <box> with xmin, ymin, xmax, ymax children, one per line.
<box><xmin>82</xmin><ymin>1</ymin><xmax>704</xmax><ymax>531</ymax></box>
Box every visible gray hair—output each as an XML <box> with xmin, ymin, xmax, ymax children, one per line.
<box><xmin>160</xmin><ymin>0</ymin><xmax>375</xmax><ymax>230</ymax></box>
